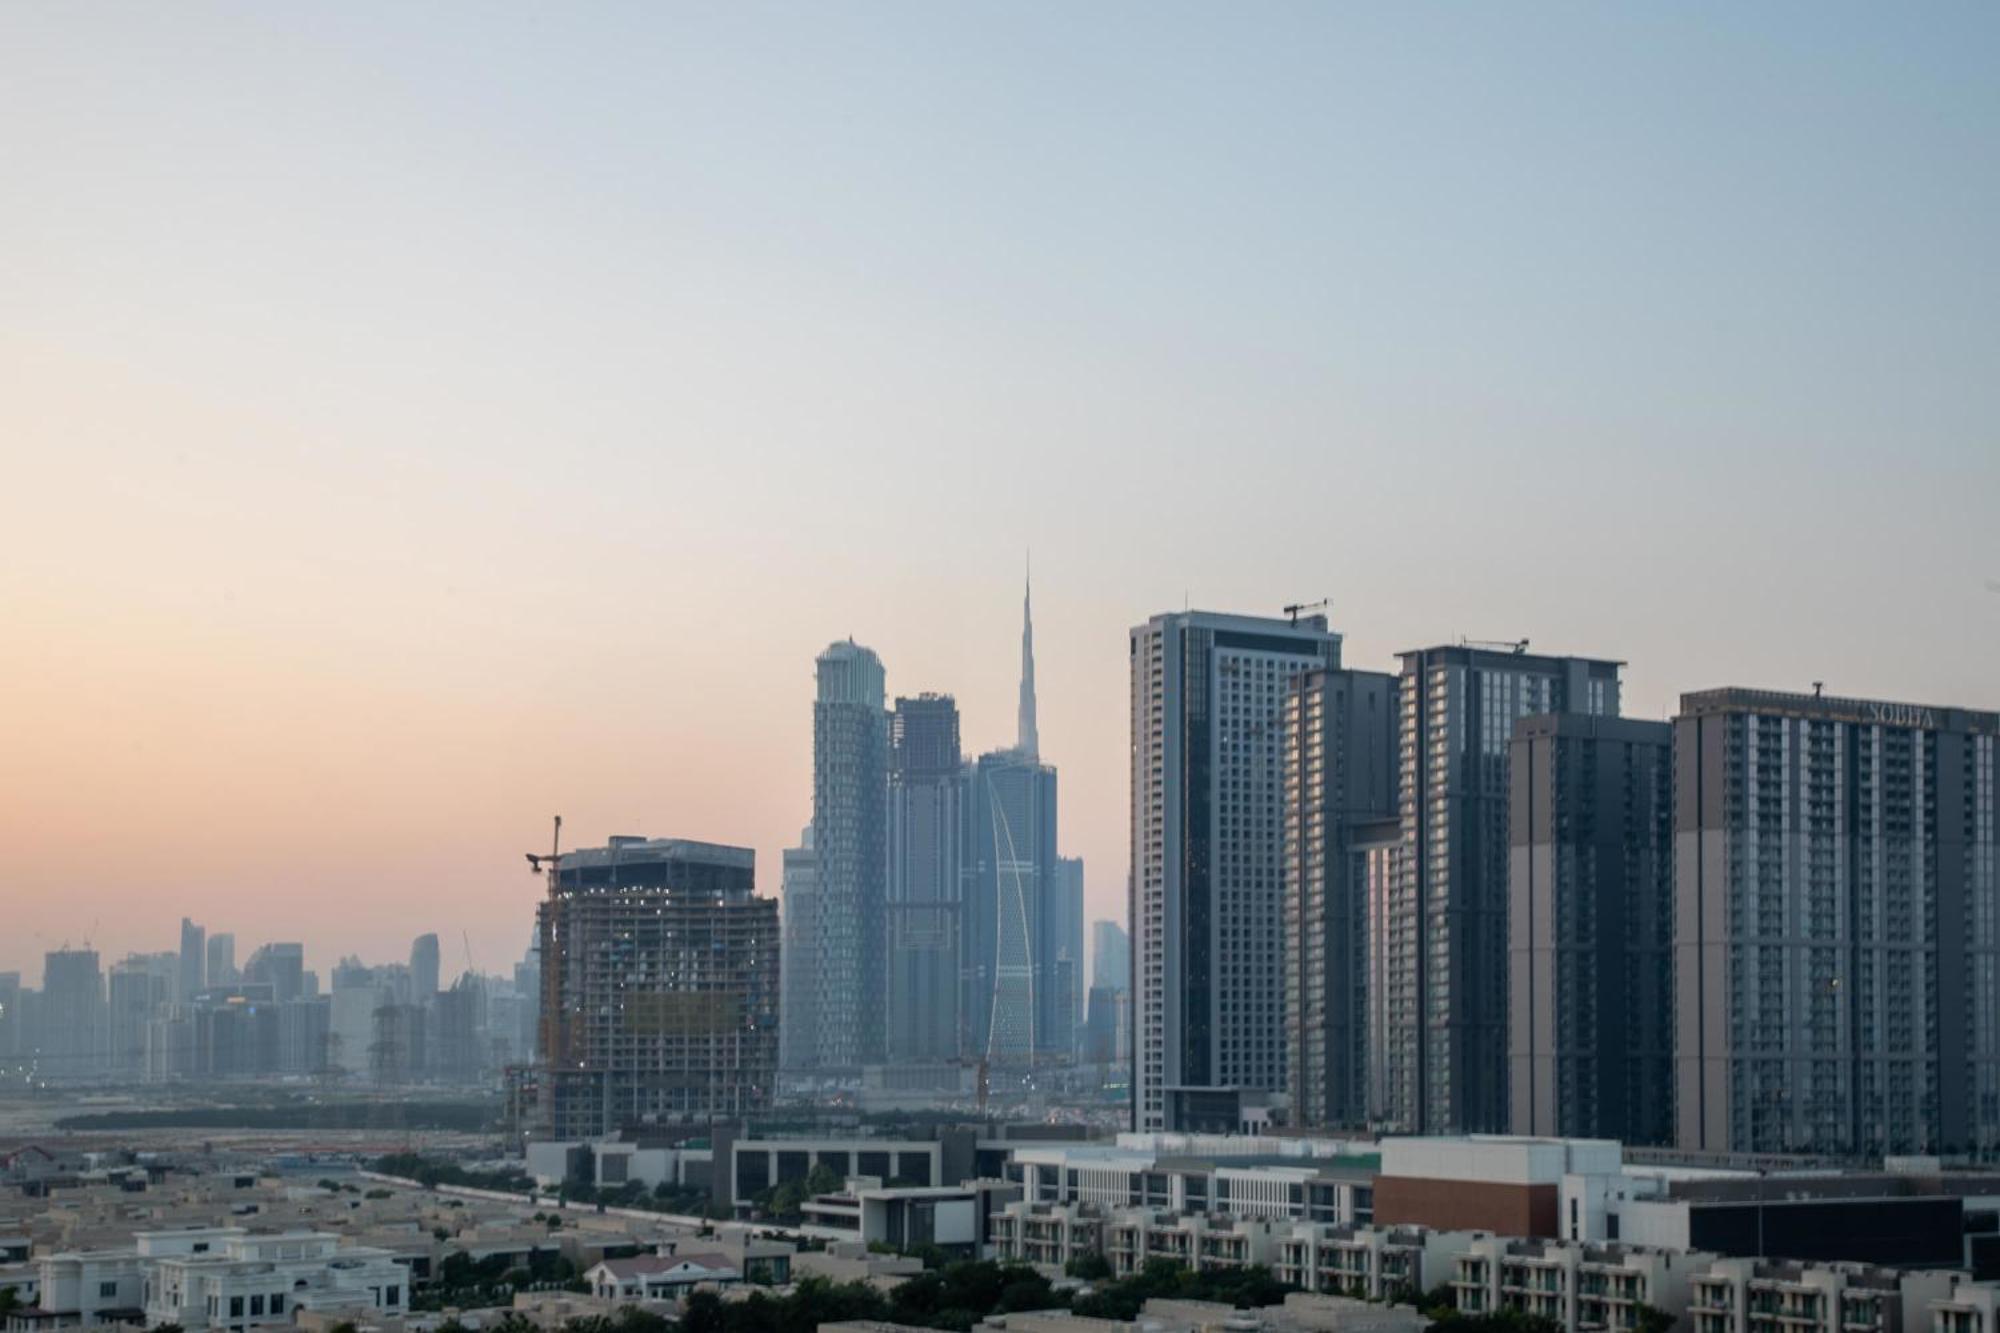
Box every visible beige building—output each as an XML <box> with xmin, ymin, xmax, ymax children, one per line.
<box><xmin>1932</xmin><ymin>1283</ymin><xmax>2000</xmax><ymax>1333</ymax></box>
<box><xmin>1102</xmin><ymin>1208</ymin><xmax>1279</xmax><ymax>1278</ymax></box>
<box><xmin>1690</xmin><ymin>1259</ymin><xmax>1965</xmax><ymax>1333</ymax></box>
<box><xmin>1275</xmin><ymin>1223</ymin><xmax>1478</xmax><ymax>1303</ymax></box>
<box><xmin>1454</xmin><ymin>1237</ymin><xmax>1711</xmax><ymax>1333</ymax></box>
<box><xmin>990</xmin><ymin>1201</ymin><xmax>1106</xmax><ymax>1273</ymax></box>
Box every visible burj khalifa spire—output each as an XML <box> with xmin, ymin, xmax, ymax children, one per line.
<box><xmin>1017</xmin><ymin>558</ymin><xmax>1039</xmax><ymax>759</ymax></box>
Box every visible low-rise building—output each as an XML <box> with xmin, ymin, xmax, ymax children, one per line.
<box><xmin>791</xmin><ymin>1240</ymin><xmax>924</xmax><ymax>1288</ymax></box>
<box><xmin>1932</xmin><ymin>1283</ymin><xmax>2000</xmax><ymax>1333</ymax></box>
<box><xmin>798</xmin><ymin>1177</ymin><xmax>995</xmax><ymax>1256</ymax></box>
<box><xmin>582</xmin><ymin>1253</ymin><xmax>739</xmax><ymax>1301</ymax></box>
<box><xmin>1263</xmin><ymin>1292</ymin><xmax>1433</xmax><ymax>1333</ymax></box>
<box><xmin>727</xmin><ymin>1135</ymin><xmax>953</xmax><ymax>1211</ymax></box>
<box><xmin>1375</xmin><ymin>1137</ymin><xmax>1622</xmax><ymax>1239</ymax></box>
<box><xmin>10</xmin><ymin>1227</ymin><xmax>406</xmax><ymax>1333</ymax></box>
<box><xmin>1690</xmin><ymin>1259</ymin><xmax>1964</xmax><ymax>1333</ymax></box>
<box><xmin>1006</xmin><ymin>1140</ymin><xmax>1377</xmax><ymax>1229</ymax></box>
<box><xmin>14</xmin><ymin>1247</ymin><xmax>145</xmax><ymax>1329</ymax></box>
<box><xmin>142</xmin><ymin>1229</ymin><xmax>408</xmax><ymax>1331</ymax></box>
<box><xmin>1453</xmin><ymin>1237</ymin><xmax>1711</xmax><ymax>1333</ymax></box>
<box><xmin>1101</xmin><ymin>1209</ymin><xmax>1279</xmax><ymax>1279</ymax></box>
<box><xmin>990</xmin><ymin>1201</ymin><xmax>1106</xmax><ymax>1273</ymax></box>
<box><xmin>1274</xmin><ymin>1224</ymin><xmax>1478</xmax><ymax>1303</ymax></box>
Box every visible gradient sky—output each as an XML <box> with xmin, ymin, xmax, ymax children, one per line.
<box><xmin>3</xmin><ymin>4</ymin><xmax>1997</xmax><ymax>986</ymax></box>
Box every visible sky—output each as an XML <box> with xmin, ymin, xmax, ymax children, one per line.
<box><xmin>2</xmin><ymin>4</ymin><xmax>1997</xmax><ymax>986</ymax></box>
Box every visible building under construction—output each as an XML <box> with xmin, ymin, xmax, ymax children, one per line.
<box><xmin>535</xmin><ymin>835</ymin><xmax>779</xmax><ymax>1140</ymax></box>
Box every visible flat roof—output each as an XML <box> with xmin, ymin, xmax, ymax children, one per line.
<box><xmin>560</xmin><ymin>839</ymin><xmax>755</xmax><ymax>870</ymax></box>
<box><xmin>1678</xmin><ymin>687</ymin><xmax>1999</xmax><ymax>734</ymax></box>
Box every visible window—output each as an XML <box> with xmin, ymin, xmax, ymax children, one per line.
<box><xmin>100</xmin><ymin>1282</ymin><xmax>119</xmax><ymax>1299</ymax></box>
<box><xmin>251</xmin><ymin>1295</ymin><xmax>265</xmax><ymax>1316</ymax></box>
<box><xmin>271</xmin><ymin>1295</ymin><xmax>285</xmax><ymax>1315</ymax></box>
<box><xmin>231</xmin><ymin>1296</ymin><xmax>245</xmax><ymax>1318</ymax></box>
<box><xmin>386</xmin><ymin>1285</ymin><xmax>401</xmax><ymax>1307</ymax></box>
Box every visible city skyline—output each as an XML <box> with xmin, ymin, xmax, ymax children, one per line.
<box><xmin>7</xmin><ymin>576</ymin><xmax>1999</xmax><ymax>983</ymax></box>
<box><xmin>6</xmin><ymin>4</ymin><xmax>2000</xmax><ymax>978</ymax></box>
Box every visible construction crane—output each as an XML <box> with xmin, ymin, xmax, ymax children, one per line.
<box><xmin>526</xmin><ymin>816</ymin><xmax>564</xmax><ymax>1084</ymax></box>
<box><xmin>526</xmin><ymin>814</ymin><xmax>564</xmax><ymax>882</ymax></box>
<box><xmin>1282</xmin><ymin>599</ymin><xmax>1328</xmax><ymax>626</ymax></box>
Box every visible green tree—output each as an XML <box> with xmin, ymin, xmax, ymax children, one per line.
<box><xmin>1065</xmin><ymin>1253</ymin><xmax>1112</xmax><ymax>1281</ymax></box>
<box><xmin>1634</xmin><ymin>1305</ymin><xmax>1676</xmax><ymax>1333</ymax></box>
<box><xmin>1420</xmin><ymin>1281</ymin><xmax>1461</xmax><ymax>1318</ymax></box>
<box><xmin>802</xmin><ymin>1162</ymin><xmax>843</xmax><ymax>1196</ymax></box>
<box><xmin>677</xmin><ymin>1293</ymin><xmax>727</xmax><ymax>1333</ymax></box>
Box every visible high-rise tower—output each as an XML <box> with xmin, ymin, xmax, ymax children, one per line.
<box><xmin>964</xmin><ymin>746</ymin><xmax>1057</xmax><ymax>1062</ymax></box>
<box><xmin>779</xmin><ymin>827</ymin><xmax>818</xmax><ymax>1071</ymax></box>
<box><xmin>888</xmin><ymin>694</ymin><xmax>965</xmax><ymax>1063</ymax></box>
<box><xmin>178</xmin><ymin>918</ymin><xmax>205</xmax><ymax>1003</ymax></box>
<box><xmin>1379</xmin><ymin>644</ymin><xmax>1623</xmax><ymax>1135</ymax></box>
<box><xmin>1673</xmin><ymin>688</ymin><xmax>2000</xmax><ymax>1156</ymax></box>
<box><xmin>410</xmin><ymin>933</ymin><xmax>441</xmax><ymax>1002</ymax></box>
<box><xmin>1282</xmin><ymin>663</ymin><xmax>1398</xmax><ymax>1130</ymax></box>
<box><xmin>1130</xmin><ymin>609</ymin><xmax>1342</xmax><ymax>1130</ymax></box>
<box><xmin>1508</xmin><ymin>713</ymin><xmax>1673</xmax><ymax>1146</ymax></box>
<box><xmin>535</xmin><ymin>836</ymin><xmax>778</xmax><ymax>1137</ymax></box>
<box><xmin>811</xmin><ymin>640</ymin><xmax>890</xmax><ymax>1069</ymax></box>
<box><xmin>42</xmin><ymin>948</ymin><xmax>105</xmax><ymax>1079</ymax></box>
<box><xmin>205</xmin><ymin>933</ymin><xmax>237</xmax><ymax>987</ymax></box>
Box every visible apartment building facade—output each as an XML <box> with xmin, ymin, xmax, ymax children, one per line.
<box><xmin>1131</xmin><ymin>610</ymin><xmax>1343</xmax><ymax>1131</ymax></box>
<box><xmin>1673</xmin><ymin>689</ymin><xmax>2000</xmax><ymax>1155</ymax></box>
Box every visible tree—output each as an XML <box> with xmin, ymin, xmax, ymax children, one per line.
<box><xmin>1065</xmin><ymin>1253</ymin><xmax>1112</xmax><ymax>1281</ymax></box>
<box><xmin>1420</xmin><ymin>1281</ymin><xmax>1460</xmax><ymax>1318</ymax></box>
<box><xmin>803</xmin><ymin>1162</ymin><xmax>843</xmax><ymax>1197</ymax></box>
<box><xmin>1634</xmin><ymin>1305</ymin><xmax>1676</xmax><ymax>1333</ymax></box>
<box><xmin>678</xmin><ymin>1293</ymin><xmax>727</xmax><ymax>1333</ymax></box>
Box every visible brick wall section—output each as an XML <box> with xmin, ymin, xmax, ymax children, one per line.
<box><xmin>1373</xmin><ymin>1177</ymin><xmax>1559</xmax><ymax>1238</ymax></box>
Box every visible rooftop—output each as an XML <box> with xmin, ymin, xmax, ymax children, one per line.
<box><xmin>1678</xmin><ymin>687</ymin><xmax>1999</xmax><ymax>734</ymax></box>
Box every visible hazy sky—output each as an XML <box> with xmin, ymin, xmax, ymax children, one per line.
<box><xmin>3</xmin><ymin>4</ymin><xmax>1997</xmax><ymax>985</ymax></box>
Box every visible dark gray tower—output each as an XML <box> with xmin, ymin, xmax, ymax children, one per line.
<box><xmin>1508</xmin><ymin>713</ymin><xmax>1673</xmax><ymax>1146</ymax></box>
<box><xmin>888</xmin><ymin>694</ymin><xmax>965</xmax><ymax>1063</ymax></box>
<box><xmin>1283</xmin><ymin>664</ymin><xmax>1398</xmax><ymax>1130</ymax></box>
<box><xmin>1381</xmin><ymin>644</ymin><xmax>1623</xmax><ymax>1135</ymax></box>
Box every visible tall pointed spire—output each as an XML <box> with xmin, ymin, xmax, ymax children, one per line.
<box><xmin>1017</xmin><ymin>554</ymin><xmax>1039</xmax><ymax>759</ymax></box>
